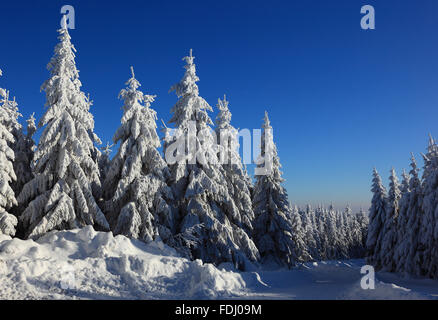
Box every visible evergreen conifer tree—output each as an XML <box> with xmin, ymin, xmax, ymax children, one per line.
<box><xmin>18</xmin><ymin>21</ymin><xmax>109</xmax><ymax>238</ymax></box>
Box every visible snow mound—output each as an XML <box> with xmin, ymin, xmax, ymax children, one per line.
<box><xmin>1</xmin><ymin>231</ymin><xmax>437</xmax><ymax>300</ymax></box>
<box><xmin>0</xmin><ymin>226</ymin><xmax>247</xmax><ymax>299</ymax></box>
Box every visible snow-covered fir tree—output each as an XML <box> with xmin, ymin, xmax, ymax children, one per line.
<box><xmin>289</xmin><ymin>205</ymin><xmax>311</xmax><ymax>262</ymax></box>
<box><xmin>340</xmin><ymin>205</ymin><xmax>353</xmax><ymax>258</ymax></box>
<box><xmin>315</xmin><ymin>205</ymin><xmax>328</xmax><ymax>260</ymax></box>
<box><xmin>366</xmin><ymin>168</ymin><xmax>387</xmax><ymax>269</ymax></box>
<box><xmin>396</xmin><ymin>169</ymin><xmax>410</xmax><ymax>239</ymax></box>
<box><xmin>103</xmin><ymin>67</ymin><xmax>174</xmax><ymax>243</ymax></box>
<box><xmin>0</xmin><ymin>117</ymin><xmax>18</xmax><ymax>236</ymax></box>
<box><xmin>98</xmin><ymin>142</ymin><xmax>113</xmax><ymax>184</ymax></box>
<box><xmin>334</xmin><ymin>206</ymin><xmax>346</xmax><ymax>259</ymax></box>
<box><xmin>393</xmin><ymin>167</ymin><xmax>411</xmax><ymax>274</ymax></box>
<box><xmin>325</xmin><ymin>204</ymin><xmax>341</xmax><ymax>259</ymax></box>
<box><xmin>358</xmin><ymin>208</ymin><xmax>369</xmax><ymax>246</ymax></box>
<box><xmin>300</xmin><ymin>204</ymin><xmax>318</xmax><ymax>260</ymax></box>
<box><xmin>252</xmin><ymin>111</ymin><xmax>303</xmax><ymax>267</ymax></box>
<box><xmin>405</xmin><ymin>154</ymin><xmax>424</xmax><ymax>276</ymax></box>
<box><xmin>309</xmin><ymin>204</ymin><xmax>322</xmax><ymax>260</ymax></box>
<box><xmin>0</xmin><ymin>72</ymin><xmax>32</xmax><ymax>201</ymax></box>
<box><xmin>11</xmin><ymin>113</ymin><xmax>36</xmax><ymax>210</ymax></box>
<box><xmin>418</xmin><ymin>135</ymin><xmax>438</xmax><ymax>277</ymax></box>
<box><xmin>352</xmin><ymin>207</ymin><xmax>368</xmax><ymax>257</ymax></box>
<box><xmin>17</xmin><ymin>21</ymin><xmax>109</xmax><ymax>239</ymax></box>
<box><xmin>214</xmin><ymin>95</ymin><xmax>254</xmax><ymax>234</ymax></box>
<box><xmin>163</xmin><ymin>50</ymin><xmax>259</xmax><ymax>269</ymax></box>
<box><xmin>9</xmin><ymin>113</ymin><xmax>36</xmax><ymax>235</ymax></box>
<box><xmin>0</xmin><ymin>70</ymin><xmax>18</xmax><ymax>236</ymax></box>
<box><xmin>380</xmin><ymin>168</ymin><xmax>401</xmax><ymax>271</ymax></box>
<box><xmin>370</xmin><ymin>136</ymin><xmax>438</xmax><ymax>279</ymax></box>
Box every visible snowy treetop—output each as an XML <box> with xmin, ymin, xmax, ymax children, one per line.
<box><xmin>215</xmin><ymin>95</ymin><xmax>232</xmax><ymax>130</ymax></box>
<box><xmin>114</xmin><ymin>66</ymin><xmax>159</xmax><ymax>149</ymax></box>
<box><xmin>169</xmin><ymin>50</ymin><xmax>213</xmax><ymax>128</ymax></box>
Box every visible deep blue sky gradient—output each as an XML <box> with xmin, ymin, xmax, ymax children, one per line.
<box><xmin>1</xmin><ymin>0</ymin><xmax>437</xmax><ymax>211</ymax></box>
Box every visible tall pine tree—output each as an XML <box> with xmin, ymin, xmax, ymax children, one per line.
<box><xmin>418</xmin><ymin>135</ymin><xmax>438</xmax><ymax>277</ymax></box>
<box><xmin>18</xmin><ymin>20</ymin><xmax>109</xmax><ymax>239</ymax></box>
<box><xmin>393</xmin><ymin>168</ymin><xmax>411</xmax><ymax>273</ymax></box>
<box><xmin>164</xmin><ymin>50</ymin><xmax>259</xmax><ymax>269</ymax></box>
<box><xmin>215</xmin><ymin>95</ymin><xmax>255</xmax><ymax>234</ymax></box>
<box><xmin>252</xmin><ymin>112</ymin><xmax>301</xmax><ymax>267</ymax></box>
<box><xmin>103</xmin><ymin>67</ymin><xmax>174</xmax><ymax>243</ymax></box>
<box><xmin>0</xmin><ymin>70</ymin><xmax>18</xmax><ymax>236</ymax></box>
<box><xmin>380</xmin><ymin>168</ymin><xmax>401</xmax><ymax>271</ymax></box>
<box><xmin>405</xmin><ymin>154</ymin><xmax>424</xmax><ymax>276</ymax></box>
<box><xmin>366</xmin><ymin>168</ymin><xmax>387</xmax><ymax>269</ymax></box>
<box><xmin>289</xmin><ymin>205</ymin><xmax>311</xmax><ymax>262</ymax></box>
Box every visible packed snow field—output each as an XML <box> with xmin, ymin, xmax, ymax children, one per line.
<box><xmin>0</xmin><ymin>227</ymin><xmax>436</xmax><ymax>300</ymax></box>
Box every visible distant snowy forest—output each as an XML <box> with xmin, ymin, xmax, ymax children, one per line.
<box><xmin>0</xmin><ymin>21</ymin><xmax>404</xmax><ymax>274</ymax></box>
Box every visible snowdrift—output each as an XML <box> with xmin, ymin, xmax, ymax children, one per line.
<box><xmin>1</xmin><ymin>227</ymin><xmax>437</xmax><ymax>300</ymax></box>
<box><xmin>0</xmin><ymin>226</ymin><xmax>248</xmax><ymax>299</ymax></box>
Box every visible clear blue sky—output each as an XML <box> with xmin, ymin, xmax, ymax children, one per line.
<box><xmin>1</xmin><ymin>0</ymin><xmax>437</xmax><ymax>211</ymax></box>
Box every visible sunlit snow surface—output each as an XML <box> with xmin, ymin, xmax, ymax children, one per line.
<box><xmin>0</xmin><ymin>227</ymin><xmax>437</xmax><ymax>300</ymax></box>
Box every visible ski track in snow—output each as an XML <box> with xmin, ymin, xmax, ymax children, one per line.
<box><xmin>0</xmin><ymin>227</ymin><xmax>437</xmax><ymax>300</ymax></box>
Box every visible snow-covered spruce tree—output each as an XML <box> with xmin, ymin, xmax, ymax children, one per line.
<box><xmin>393</xmin><ymin>167</ymin><xmax>412</xmax><ymax>274</ymax></box>
<box><xmin>242</xmin><ymin>164</ymin><xmax>254</xmax><ymax>197</ymax></box>
<box><xmin>103</xmin><ymin>67</ymin><xmax>174</xmax><ymax>243</ymax></box>
<box><xmin>325</xmin><ymin>204</ymin><xmax>340</xmax><ymax>259</ymax></box>
<box><xmin>252</xmin><ymin>111</ymin><xmax>302</xmax><ymax>267</ymax></box>
<box><xmin>350</xmin><ymin>208</ymin><xmax>368</xmax><ymax>258</ymax></box>
<box><xmin>346</xmin><ymin>209</ymin><xmax>358</xmax><ymax>258</ymax></box>
<box><xmin>12</xmin><ymin>113</ymin><xmax>36</xmax><ymax>209</ymax></box>
<box><xmin>300</xmin><ymin>205</ymin><xmax>318</xmax><ymax>260</ymax></box>
<box><xmin>0</xmin><ymin>121</ymin><xmax>18</xmax><ymax>237</ymax></box>
<box><xmin>214</xmin><ymin>95</ymin><xmax>254</xmax><ymax>234</ymax></box>
<box><xmin>357</xmin><ymin>207</ymin><xmax>369</xmax><ymax>250</ymax></box>
<box><xmin>0</xmin><ymin>70</ymin><xmax>18</xmax><ymax>236</ymax></box>
<box><xmin>335</xmin><ymin>206</ymin><xmax>347</xmax><ymax>259</ymax></box>
<box><xmin>380</xmin><ymin>168</ymin><xmax>401</xmax><ymax>272</ymax></box>
<box><xmin>9</xmin><ymin>113</ymin><xmax>37</xmax><ymax>233</ymax></box>
<box><xmin>396</xmin><ymin>169</ymin><xmax>410</xmax><ymax>236</ymax></box>
<box><xmin>309</xmin><ymin>204</ymin><xmax>323</xmax><ymax>260</ymax></box>
<box><xmin>17</xmin><ymin>22</ymin><xmax>109</xmax><ymax>239</ymax></box>
<box><xmin>289</xmin><ymin>205</ymin><xmax>311</xmax><ymax>262</ymax></box>
<box><xmin>418</xmin><ymin>135</ymin><xmax>438</xmax><ymax>277</ymax></box>
<box><xmin>98</xmin><ymin>142</ymin><xmax>113</xmax><ymax>184</ymax></box>
<box><xmin>366</xmin><ymin>168</ymin><xmax>387</xmax><ymax>269</ymax></box>
<box><xmin>350</xmin><ymin>210</ymin><xmax>363</xmax><ymax>257</ymax></box>
<box><xmin>315</xmin><ymin>205</ymin><xmax>328</xmax><ymax>260</ymax></box>
<box><xmin>341</xmin><ymin>205</ymin><xmax>354</xmax><ymax>258</ymax></box>
<box><xmin>336</xmin><ymin>209</ymin><xmax>346</xmax><ymax>257</ymax></box>
<box><xmin>402</xmin><ymin>154</ymin><xmax>424</xmax><ymax>276</ymax></box>
<box><xmin>0</xmin><ymin>73</ymin><xmax>32</xmax><ymax>200</ymax></box>
<box><xmin>164</xmin><ymin>50</ymin><xmax>259</xmax><ymax>269</ymax></box>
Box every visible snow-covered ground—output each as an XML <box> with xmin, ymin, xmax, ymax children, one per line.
<box><xmin>0</xmin><ymin>227</ymin><xmax>437</xmax><ymax>300</ymax></box>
